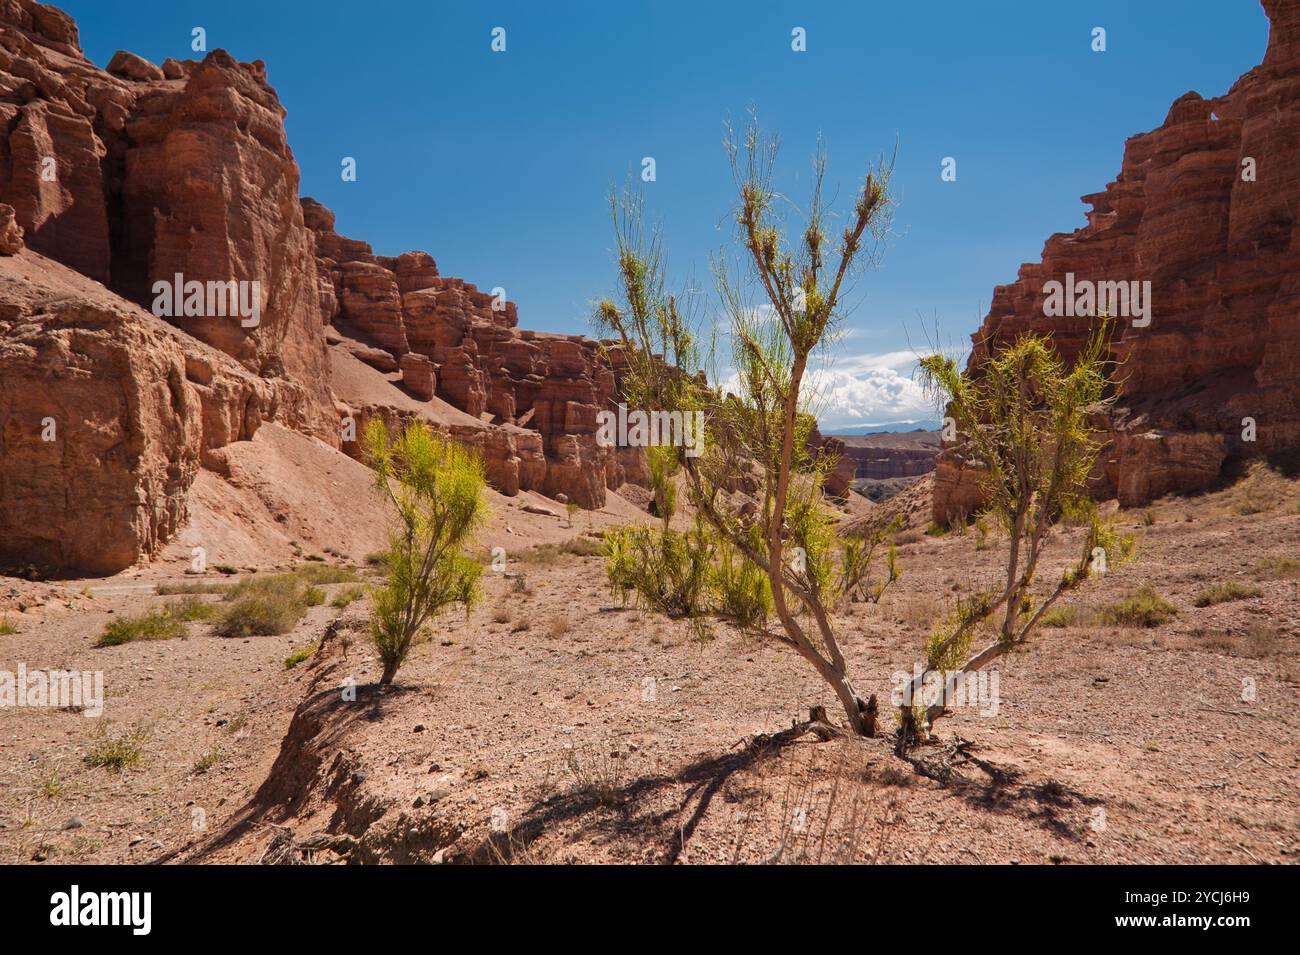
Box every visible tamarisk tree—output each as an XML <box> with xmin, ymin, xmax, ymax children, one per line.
<box><xmin>596</xmin><ymin>121</ymin><xmax>896</xmax><ymax>736</ymax></box>
<box><xmin>908</xmin><ymin>324</ymin><xmax>1131</xmax><ymax>743</ymax></box>
<box><xmin>365</xmin><ymin>418</ymin><xmax>487</xmax><ymax>685</ymax></box>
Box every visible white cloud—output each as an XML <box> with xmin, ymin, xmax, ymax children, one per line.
<box><xmin>803</xmin><ymin>352</ymin><xmax>938</xmax><ymax>431</ymax></box>
<box><xmin>717</xmin><ymin>348</ymin><xmax>941</xmax><ymax>432</ymax></box>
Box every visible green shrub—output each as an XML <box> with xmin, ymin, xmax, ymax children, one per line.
<box><xmin>216</xmin><ymin>574</ymin><xmax>319</xmax><ymax>637</ymax></box>
<box><xmin>283</xmin><ymin>641</ymin><xmax>319</xmax><ymax>669</ymax></box>
<box><xmin>1101</xmin><ymin>585</ymin><xmax>1177</xmax><ymax>628</ymax></box>
<box><xmin>294</xmin><ymin>563</ymin><xmax>358</xmax><ymax>584</ymax></box>
<box><xmin>191</xmin><ymin>747</ymin><xmax>221</xmax><ymax>775</ymax></box>
<box><xmin>1253</xmin><ymin>556</ymin><xmax>1300</xmax><ymax>579</ymax></box>
<box><xmin>86</xmin><ymin>725</ymin><xmax>148</xmax><ymax>770</ymax></box>
<box><xmin>1040</xmin><ymin>605</ymin><xmax>1080</xmax><ymax>628</ymax></box>
<box><xmin>330</xmin><ymin>585</ymin><xmax>366</xmax><ymax>609</ymax></box>
<box><xmin>97</xmin><ymin>609</ymin><xmax>187</xmax><ymax>647</ymax></box>
<box><xmin>156</xmin><ymin>580</ymin><xmax>230</xmax><ymax>596</ymax></box>
<box><xmin>166</xmin><ymin>596</ymin><xmax>219</xmax><ymax>621</ymax></box>
<box><xmin>366</xmin><ymin>419</ymin><xmax>487</xmax><ymax>685</ymax></box>
<box><xmin>605</xmin><ymin>519</ymin><xmax>714</xmax><ymax>618</ymax></box>
<box><xmin>1194</xmin><ymin>581</ymin><xmax>1262</xmax><ymax>607</ymax></box>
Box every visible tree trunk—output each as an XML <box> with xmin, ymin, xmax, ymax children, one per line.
<box><xmin>825</xmin><ymin>670</ymin><xmax>875</xmax><ymax>737</ymax></box>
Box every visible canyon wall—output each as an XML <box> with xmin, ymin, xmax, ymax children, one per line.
<box><xmin>0</xmin><ymin>0</ymin><xmax>639</xmax><ymax>573</ymax></box>
<box><xmin>934</xmin><ymin>0</ymin><xmax>1300</xmax><ymax>521</ymax></box>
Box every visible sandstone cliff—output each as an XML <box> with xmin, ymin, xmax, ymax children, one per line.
<box><xmin>302</xmin><ymin>198</ymin><xmax>640</xmax><ymax>510</ymax></box>
<box><xmin>0</xmin><ymin>0</ymin><xmax>641</xmax><ymax>573</ymax></box>
<box><xmin>934</xmin><ymin>0</ymin><xmax>1300</xmax><ymax>522</ymax></box>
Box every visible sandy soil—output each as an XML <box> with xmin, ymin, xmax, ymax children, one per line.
<box><xmin>1</xmin><ymin>468</ymin><xmax>1296</xmax><ymax>865</ymax></box>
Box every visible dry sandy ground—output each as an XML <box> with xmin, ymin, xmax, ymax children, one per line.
<box><xmin>1</xmin><ymin>467</ymin><xmax>1296</xmax><ymax>865</ymax></box>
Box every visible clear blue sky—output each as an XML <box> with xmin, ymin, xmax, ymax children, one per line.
<box><xmin>61</xmin><ymin>0</ymin><xmax>1268</xmax><ymax>430</ymax></box>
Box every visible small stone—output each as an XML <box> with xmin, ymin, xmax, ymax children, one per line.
<box><xmin>62</xmin><ymin>817</ymin><xmax>83</xmax><ymax>830</ymax></box>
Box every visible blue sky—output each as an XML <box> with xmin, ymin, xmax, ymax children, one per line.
<box><xmin>62</xmin><ymin>1</ymin><xmax>1268</xmax><ymax>430</ymax></box>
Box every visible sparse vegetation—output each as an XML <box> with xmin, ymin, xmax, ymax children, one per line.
<box><xmin>166</xmin><ymin>596</ymin><xmax>219</xmax><ymax>622</ymax></box>
<box><xmin>294</xmin><ymin>563</ymin><xmax>360</xmax><ymax>585</ymax></box>
<box><xmin>191</xmin><ymin>747</ymin><xmax>221</xmax><ymax>775</ymax></box>
<box><xmin>85</xmin><ymin>725</ymin><xmax>147</xmax><ymax>771</ymax></box>
<box><xmin>96</xmin><ymin>608</ymin><xmax>187</xmax><ymax>647</ymax></box>
<box><xmin>215</xmin><ymin>574</ymin><xmax>322</xmax><ymax>637</ymax></box>
<box><xmin>0</xmin><ymin>616</ymin><xmax>16</xmax><ymax>635</ymax></box>
<box><xmin>330</xmin><ymin>585</ymin><xmax>366</xmax><ymax>609</ymax></box>
<box><xmin>1101</xmin><ymin>585</ymin><xmax>1177</xmax><ymax>627</ymax></box>
<box><xmin>1253</xmin><ymin>555</ymin><xmax>1300</xmax><ymax>579</ymax></box>
<box><xmin>156</xmin><ymin>580</ymin><xmax>230</xmax><ymax>596</ymax></box>
<box><xmin>283</xmin><ymin>641</ymin><xmax>319</xmax><ymax>669</ymax></box>
<box><xmin>1194</xmin><ymin>581</ymin><xmax>1263</xmax><ymax>607</ymax></box>
<box><xmin>1040</xmin><ymin>605</ymin><xmax>1081</xmax><ymax>628</ymax></box>
<box><xmin>563</xmin><ymin>745</ymin><xmax>626</xmax><ymax>807</ymax></box>
<box><xmin>518</xmin><ymin>537</ymin><xmax>605</xmax><ymax>565</ymax></box>
<box><xmin>38</xmin><ymin>771</ymin><xmax>64</xmax><ymax>800</ymax></box>
<box><xmin>365</xmin><ymin>419</ymin><xmax>487</xmax><ymax>685</ymax></box>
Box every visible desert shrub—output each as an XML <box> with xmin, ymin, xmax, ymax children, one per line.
<box><xmin>1253</xmin><ymin>556</ymin><xmax>1300</xmax><ymax>579</ymax></box>
<box><xmin>912</xmin><ymin>320</ymin><xmax>1131</xmax><ymax>743</ymax></box>
<box><xmin>0</xmin><ymin>616</ymin><xmax>16</xmax><ymax>635</ymax></box>
<box><xmin>330</xmin><ymin>585</ymin><xmax>366</xmax><ymax>609</ymax></box>
<box><xmin>1193</xmin><ymin>581</ymin><xmax>1262</xmax><ymax>607</ymax></box>
<box><xmin>85</xmin><ymin>725</ymin><xmax>147</xmax><ymax>770</ymax></box>
<box><xmin>1101</xmin><ymin>585</ymin><xmax>1177</xmax><ymax>627</ymax></box>
<box><xmin>366</xmin><ymin>419</ymin><xmax>486</xmax><ymax>685</ymax></box>
<box><xmin>605</xmin><ymin>519</ymin><xmax>714</xmax><ymax>618</ymax></box>
<box><xmin>155</xmin><ymin>580</ymin><xmax>230</xmax><ymax>596</ymax></box>
<box><xmin>167</xmin><ymin>596</ymin><xmax>219</xmax><ymax>622</ymax></box>
<box><xmin>519</xmin><ymin>537</ymin><xmax>604</xmax><ymax>565</ymax></box>
<box><xmin>216</xmin><ymin>574</ymin><xmax>318</xmax><ymax>637</ymax></box>
<box><xmin>97</xmin><ymin>609</ymin><xmax>187</xmax><ymax>647</ymax></box>
<box><xmin>294</xmin><ymin>564</ymin><xmax>360</xmax><ymax>585</ymax></box>
<box><xmin>1040</xmin><ymin>605</ymin><xmax>1080</xmax><ymax>628</ymax></box>
<box><xmin>283</xmin><ymin>641</ymin><xmax>319</xmax><ymax>669</ymax></box>
<box><xmin>191</xmin><ymin>747</ymin><xmax>221</xmax><ymax>774</ymax></box>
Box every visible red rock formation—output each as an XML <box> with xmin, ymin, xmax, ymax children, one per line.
<box><xmin>0</xmin><ymin>248</ymin><xmax>279</xmax><ymax>573</ymax></box>
<box><xmin>0</xmin><ymin>5</ymin><xmax>334</xmax><ymax>442</ymax></box>
<box><xmin>0</xmin><ymin>202</ymin><xmax>21</xmax><ymax>253</ymax></box>
<box><xmin>934</xmin><ymin>0</ymin><xmax>1300</xmax><ymax>521</ymax></box>
<box><xmin>302</xmin><ymin>199</ymin><xmax>641</xmax><ymax>509</ymax></box>
<box><xmin>836</xmin><ymin>432</ymin><xmax>940</xmax><ymax>480</ymax></box>
<box><xmin>399</xmin><ymin>352</ymin><xmax>436</xmax><ymax>400</ymax></box>
<box><xmin>0</xmin><ymin>0</ymin><xmax>641</xmax><ymax>571</ymax></box>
